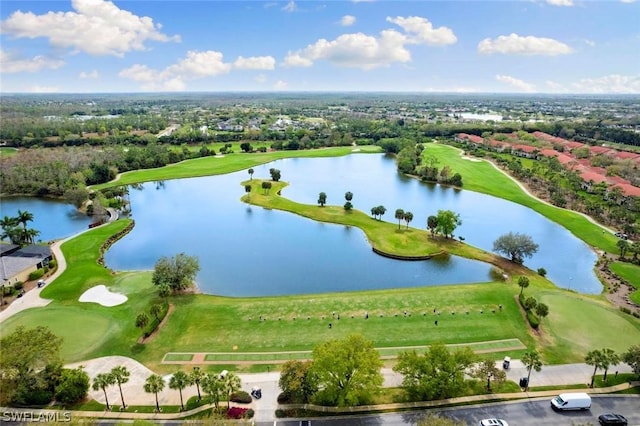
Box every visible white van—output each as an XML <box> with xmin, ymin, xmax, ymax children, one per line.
<box><xmin>550</xmin><ymin>392</ymin><xmax>591</xmax><ymax>411</ymax></box>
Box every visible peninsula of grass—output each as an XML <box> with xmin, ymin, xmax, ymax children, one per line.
<box><xmin>424</xmin><ymin>143</ymin><xmax>620</xmax><ymax>254</ymax></box>
<box><xmin>242</xmin><ymin>178</ymin><xmax>542</xmax><ymax>280</ymax></box>
<box><xmin>91</xmin><ymin>145</ymin><xmax>381</xmax><ymax>191</ymax></box>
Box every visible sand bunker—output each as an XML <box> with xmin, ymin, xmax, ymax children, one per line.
<box><xmin>79</xmin><ymin>285</ymin><xmax>127</xmax><ymax>307</ymax></box>
<box><xmin>461</xmin><ymin>156</ymin><xmax>482</xmax><ymax>162</ymax></box>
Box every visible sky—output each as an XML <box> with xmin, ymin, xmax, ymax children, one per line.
<box><xmin>0</xmin><ymin>0</ymin><xmax>639</xmax><ymax>94</ymax></box>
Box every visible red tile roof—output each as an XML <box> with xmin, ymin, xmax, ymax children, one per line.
<box><xmin>511</xmin><ymin>144</ymin><xmax>538</xmax><ymax>153</ymax></box>
<box><xmin>614</xmin><ymin>151</ymin><xmax>640</xmax><ymax>161</ymax></box>
<box><xmin>580</xmin><ymin>171</ymin><xmax>609</xmax><ymax>184</ymax></box>
<box><xmin>612</xmin><ymin>183</ymin><xmax>640</xmax><ymax>198</ymax></box>
<box><xmin>589</xmin><ymin>145</ymin><xmax>615</xmax><ymax>155</ymax></box>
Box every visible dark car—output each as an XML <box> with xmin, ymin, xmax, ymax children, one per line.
<box><xmin>598</xmin><ymin>413</ymin><xmax>628</xmax><ymax>426</ymax></box>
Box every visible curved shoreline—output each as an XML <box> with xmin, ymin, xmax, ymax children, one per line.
<box><xmin>372</xmin><ymin>246</ymin><xmax>445</xmax><ymax>261</ymax></box>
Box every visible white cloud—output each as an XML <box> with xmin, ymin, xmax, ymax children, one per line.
<box><xmin>282</xmin><ymin>1</ymin><xmax>297</xmax><ymax>12</ymax></box>
<box><xmin>386</xmin><ymin>16</ymin><xmax>457</xmax><ymax>46</ymax></box>
<box><xmin>478</xmin><ymin>33</ymin><xmax>573</xmax><ymax>56</ymax></box>
<box><xmin>340</xmin><ymin>15</ymin><xmax>356</xmax><ymax>27</ymax></box>
<box><xmin>255</xmin><ymin>74</ymin><xmax>268</xmax><ymax>84</ymax></box>
<box><xmin>119</xmin><ymin>50</ymin><xmax>276</xmax><ymax>90</ymax></box>
<box><xmin>545</xmin><ymin>80</ymin><xmax>569</xmax><ymax>93</ymax></box>
<box><xmin>79</xmin><ymin>70</ymin><xmax>99</xmax><ymax>79</ymax></box>
<box><xmin>547</xmin><ymin>0</ymin><xmax>573</xmax><ymax>6</ymax></box>
<box><xmin>620</xmin><ymin>0</ymin><xmax>636</xmax><ymax>3</ymax></box>
<box><xmin>283</xmin><ymin>29</ymin><xmax>410</xmax><ymax>70</ymax></box>
<box><xmin>233</xmin><ymin>56</ymin><xmax>276</xmax><ymax>70</ymax></box>
<box><xmin>571</xmin><ymin>74</ymin><xmax>640</xmax><ymax>93</ymax></box>
<box><xmin>0</xmin><ymin>0</ymin><xmax>180</xmax><ymax>57</ymax></box>
<box><xmin>274</xmin><ymin>80</ymin><xmax>288</xmax><ymax>90</ymax></box>
<box><xmin>27</xmin><ymin>85</ymin><xmax>60</xmax><ymax>93</ymax></box>
<box><xmin>496</xmin><ymin>75</ymin><xmax>536</xmax><ymax>92</ymax></box>
<box><xmin>0</xmin><ymin>49</ymin><xmax>64</xmax><ymax>73</ymax></box>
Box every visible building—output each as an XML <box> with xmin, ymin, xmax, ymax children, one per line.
<box><xmin>0</xmin><ymin>243</ymin><xmax>53</xmax><ymax>287</ymax></box>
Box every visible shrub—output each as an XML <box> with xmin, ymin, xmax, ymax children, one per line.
<box><xmin>537</xmin><ymin>267</ymin><xmax>547</xmax><ymax>277</ymax></box>
<box><xmin>48</xmin><ymin>260</ymin><xmax>57</xmax><ymax>269</ymax></box>
<box><xmin>14</xmin><ymin>281</ymin><xmax>24</xmax><ymax>291</ymax></box>
<box><xmin>230</xmin><ymin>391</ymin><xmax>252</xmax><ymax>404</ymax></box>
<box><xmin>526</xmin><ymin>311</ymin><xmax>540</xmax><ymax>329</ymax></box>
<box><xmin>227</xmin><ymin>406</ymin><xmax>248</xmax><ymax>419</ymax></box>
<box><xmin>246</xmin><ymin>408</ymin><xmax>254</xmax><ymax>418</ymax></box>
<box><xmin>28</xmin><ymin>269</ymin><xmax>45</xmax><ymax>281</ymax></box>
<box><xmin>620</xmin><ymin>306</ymin><xmax>632</xmax><ymax>314</ymax></box>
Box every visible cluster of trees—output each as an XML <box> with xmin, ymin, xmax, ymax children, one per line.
<box><xmin>394</xmin><ymin>209</ymin><xmax>414</xmax><ymax>230</ymax></box>
<box><xmin>0</xmin><ymin>210</ymin><xmax>39</xmax><ymax>246</ymax></box>
<box><xmin>517</xmin><ymin>276</ymin><xmax>549</xmax><ymax>329</ymax></box>
<box><xmin>0</xmin><ymin>326</ymin><xmax>89</xmax><ymax>406</ymax></box>
<box><xmin>135</xmin><ymin>301</ymin><xmax>170</xmax><ymax>338</ymax></box>
<box><xmin>152</xmin><ymin>253</ymin><xmax>200</xmax><ymax>296</ymax></box>
<box><xmin>427</xmin><ymin>210</ymin><xmax>462</xmax><ymax>239</ymax></box>
<box><xmin>586</xmin><ymin>345</ymin><xmax>640</xmax><ymax>387</ymax></box>
<box><xmin>370</xmin><ymin>205</ymin><xmax>387</xmax><ymax>220</ymax></box>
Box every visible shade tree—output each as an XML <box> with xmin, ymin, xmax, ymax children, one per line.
<box><xmin>435</xmin><ymin>210</ymin><xmax>461</xmax><ymax>239</ymax></box>
<box><xmin>472</xmin><ymin>359</ymin><xmax>506</xmax><ymax>392</ymax></box>
<box><xmin>318</xmin><ymin>192</ymin><xmax>327</xmax><ymax>207</ymax></box>
<box><xmin>493</xmin><ymin>232</ymin><xmax>539</xmax><ymax>264</ymax></box>
<box><xmin>152</xmin><ymin>253</ymin><xmax>200</xmax><ymax>294</ymax></box>
<box><xmin>279</xmin><ymin>360</ymin><xmax>318</xmax><ymax>403</ymax></box>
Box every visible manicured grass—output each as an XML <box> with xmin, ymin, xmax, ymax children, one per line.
<box><xmin>0</xmin><ymin>147</ymin><xmax>18</xmax><ymax>157</ymax></box>
<box><xmin>538</xmin><ymin>291</ymin><xmax>640</xmax><ymax>363</ymax></box>
<box><xmin>164</xmin><ymin>353</ymin><xmax>194</xmax><ymax>362</ymax></box>
<box><xmin>425</xmin><ymin>143</ymin><xmax>620</xmax><ymax>254</ymax></box>
<box><xmin>91</xmin><ymin>146</ymin><xmax>381</xmax><ymax>191</ymax></box>
<box><xmin>609</xmin><ymin>261</ymin><xmax>640</xmax><ymax>304</ymax></box>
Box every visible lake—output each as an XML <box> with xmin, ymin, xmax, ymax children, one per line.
<box><xmin>1</xmin><ymin>153</ymin><xmax>601</xmax><ymax>296</ymax></box>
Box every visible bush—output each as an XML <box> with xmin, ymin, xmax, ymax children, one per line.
<box><xmin>48</xmin><ymin>260</ymin><xmax>57</xmax><ymax>269</ymax></box>
<box><xmin>620</xmin><ymin>306</ymin><xmax>632</xmax><ymax>314</ymax></box>
<box><xmin>526</xmin><ymin>311</ymin><xmax>540</xmax><ymax>329</ymax></box>
<box><xmin>28</xmin><ymin>269</ymin><xmax>45</xmax><ymax>281</ymax></box>
<box><xmin>14</xmin><ymin>281</ymin><xmax>24</xmax><ymax>291</ymax></box>
<box><xmin>246</xmin><ymin>408</ymin><xmax>254</xmax><ymax>418</ymax></box>
<box><xmin>537</xmin><ymin>267</ymin><xmax>547</xmax><ymax>277</ymax></box>
<box><xmin>143</xmin><ymin>301</ymin><xmax>169</xmax><ymax>337</ymax></box>
<box><xmin>230</xmin><ymin>391</ymin><xmax>252</xmax><ymax>404</ymax></box>
<box><xmin>227</xmin><ymin>406</ymin><xmax>248</xmax><ymax>419</ymax></box>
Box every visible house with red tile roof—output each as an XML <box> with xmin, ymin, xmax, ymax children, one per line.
<box><xmin>511</xmin><ymin>144</ymin><xmax>538</xmax><ymax>158</ymax></box>
<box><xmin>614</xmin><ymin>151</ymin><xmax>640</xmax><ymax>162</ymax></box>
<box><xmin>608</xmin><ymin>183</ymin><xmax>640</xmax><ymax>207</ymax></box>
<box><xmin>486</xmin><ymin>139</ymin><xmax>510</xmax><ymax>152</ymax></box>
<box><xmin>588</xmin><ymin>145</ymin><xmax>615</xmax><ymax>156</ymax></box>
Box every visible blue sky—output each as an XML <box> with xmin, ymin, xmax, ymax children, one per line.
<box><xmin>1</xmin><ymin>0</ymin><xmax>639</xmax><ymax>93</ymax></box>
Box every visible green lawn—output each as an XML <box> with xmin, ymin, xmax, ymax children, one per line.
<box><xmin>609</xmin><ymin>261</ymin><xmax>640</xmax><ymax>305</ymax></box>
<box><xmin>0</xmin><ymin>147</ymin><xmax>18</xmax><ymax>157</ymax></box>
<box><xmin>424</xmin><ymin>143</ymin><xmax>620</xmax><ymax>254</ymax></box>
<box><xmin>539</xmin><ymin>291</ymin><xmax>640</xmax><ymax>363</ymax></box>
<box><xmin>91</xmin><ymin>146</ymin><xmax>381</xmax><ymax>191</ymax></box>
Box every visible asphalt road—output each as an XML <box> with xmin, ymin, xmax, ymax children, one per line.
<box><xmin>262</xmin><ymin>395</ymin><xmax>640</xmax><ymax>426</ymax></box>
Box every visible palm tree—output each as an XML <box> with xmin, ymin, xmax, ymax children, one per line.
<box><xmin>23</xmin><ymin>228</ymin><xmax>40</xmax><ymax>244</ymax></box>
<box><xmin>190</xmin><ymin>367</ymin><xmax>205</xmax><ymax>401</ymax></box>
<box><xmin>403</xmin><ymin>211</ymin><xmax>413</xmax><ymax>229</ymax></box>
<box><xmin>522</xmin><ymin>350</ymin><xmax>542</xmax><ymax>391</ymax></box>
<box><xmin>144</xmin><ymin>374</ymin><xmax>165</xmax><ymax>413</ymax></box>
<box><xmin>169</xmin><ymin>370</ymin><xmax>190</xmax><ymax>411</ymax></box>
<box><xmin>394</xmin><ymin>209</ymin><xmax>405</xmax><ymax>230</ymax></box>
<box><xmin>617</xmin><ymin>239</ymin><xmax>630</xmax><ymax>258</ymax></box>
<box><xmin>244</xmin><ymin>184</ymin><xmax>252</xmax><ymax>200</ymax></box>
<box><xmin>92</xmin><ymin>373</ymin><xmax>116</xmax><ymax>411</ymax></box>
<box><xmin>585</xmin><ymin>349</ymin><xmax>606</xmax><ymax>388</ymax></box>
<box><xmin>110</xmin><ymin>366</ymin><xmax>130</xmax><ymax>410</ymax></box>
<box><xmin>223</xmin><ymin>372</ymin><xmax>241</xmax><ymax>408</ymax></box>
<box><xmin>600</xmin><ymin>348</ymin><xmax>620</xmax><ymax>382</ymax></box>
<box><xmin>377</xmin><ymin>205</ymin><xmax>386</xmax><ymax>220</ymax></box>
<box><xmin>16</xmin><ymin>210</ymin><xmax>34</xmax><ymax>230</ymax></box>
<box><xmin>201</xmin><ymin>373</ymin><xmax>224</xmax><ymax>411</ymax></box>
<box><xmin>248</xmin><ymin>168</ymin><xmax>254</xmax><ymax>180</ymax></box>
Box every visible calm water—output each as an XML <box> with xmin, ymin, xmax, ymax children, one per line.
<box><xmin>1</xmin><ymin>153</ymin><xmax>601</xmax><ymax>295</ymax></box>
<box><xmin>0</xmin><ymin>197</ymin><xmax>93</xmax><ymax>242</ymax></box>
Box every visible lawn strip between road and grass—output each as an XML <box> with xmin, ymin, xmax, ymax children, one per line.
<box><xmin>91</xmin><ymin>145</ymin><xmax>381</xmax><ymax>191</ymax></box>
<box><xmin>424</xmin><ymin>143</ymin><xmax>621</xmax><ymax>254</ymax></box>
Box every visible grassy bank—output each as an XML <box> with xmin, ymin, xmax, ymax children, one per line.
<box><xmin>609</xmin><ymin>261</ymin><xmax>640</xmax><ymax>304</ymax></box>
<box><xmin>424</xmin><ymin>143</ymin><xmax>620</xmax><ymax>254</ymax></box>
<box><xmin>91</xmin><ymin>146</ymin><xmax>381</xmax><ymax>191</ymax></box>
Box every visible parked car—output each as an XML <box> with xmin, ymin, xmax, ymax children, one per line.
<box><xmin>250</xmin><ymin>386</ymin><xmax>262</xmax><ymax>399</ymax></box>
<box><xmin>479</xmin><ymin>419</ymin><xmax>509</xmax><ymax>426</ymax></box>
<box><xmin>37</xmin><ymin>280</ymin><xmax>46</xmax><ymax>288</ymax></box>
<box><xmin>598</xmin><ymin>413</ymin><xmax>628</xmax><ymax>425</ymax></box>
<box><xmin>502</xmin><ymin>356</ymin><xmax>511</xmax><ymax>369</ymax></box>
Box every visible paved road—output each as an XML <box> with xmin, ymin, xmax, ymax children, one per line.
<box><xmin>264</xmin><ymin>396</ymin><xmax>640</xmax><ymax>426</ymax></box>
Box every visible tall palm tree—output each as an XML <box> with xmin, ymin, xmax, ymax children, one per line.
<box><xmin>190</xmin><ymin>367</ymin><xmax>205</xmax><ymax>401</ymax></box>
<box><xmin>600</xmin><ymin>348</ymin><xmax>620</xmax><ymax>382</ymax></box>
<box><xmin>110</xmin><ymin>366</ymin><xmax>130</xmax><ymax>410</ymax></box>
<box><xmin>403</xmin><ymin>211</ymin><xmax>413</xmax><ymax>229</ymax></box>
<box><xmin>223</xmin><ymin>372</ymin><xmax>241</xmax><ymax>408</ymax></box>
<box><xmin>394</xmin><ymin>209</ymin><xmax>404</xmax><ymax>230</ymax></box>
<box><xmin>144</xmin><ymin>374</ymin><xmax>165</xmax><ymax>413</ymax></box>
<box><xmin>585</xmin><ymin>349</ymin><xmax>606</xmax><ymax>388</ymax></box>
<box><xmin>169</xmin><ymin>370</ymin><xmax>190</xmax><ymax>411</ymax></box>
<box><xmin>23</xmin><ymin>228</ymin><xmax>40</xmax><ymax>244</ymax></box>
<box><xmin>16</xmin><ymin>210</ymin><xmax>34</xmax><ymax>230</ymax></box>
<box><xmin>201</xmin><ymin>373</ymin><xmax>224</xmax><ymax>411</ymax></box>
<box><xmin>521</xmin><ymin>350</ymin><xmax>542</xmax><ymax>391</ymax></box>
<box><xmin>92</xmin><ymin>373</ymin><xmax>116</xmax><ymax>411</ymax></box>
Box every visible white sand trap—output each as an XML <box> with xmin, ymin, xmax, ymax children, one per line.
<box><xmin>461</xmin><ymin>156</ymin><xmax>482</xmax><ymax>162</ymax></box>
<box><xmin>79</xmin><ymin>285</ymin><xmax>127</xmax><ymax>307</ymax></box>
